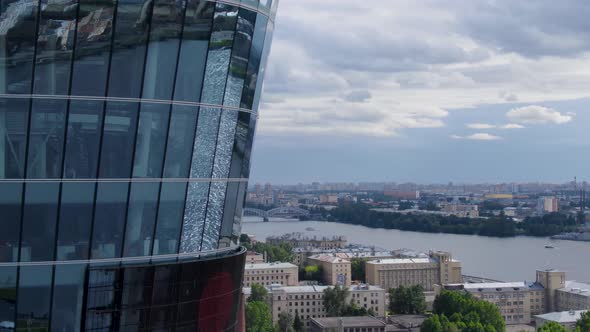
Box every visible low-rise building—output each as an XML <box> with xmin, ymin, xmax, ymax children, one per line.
<box><xmin>555</xmin><ymin>281</ymin><xmax>590</xmax><ymax>311</ymax></box>
<box><xmin>442</xmin><ymin>204</ymin><xmax>479</xmax><ymax>218</ymax></box>
<box><xmin>309</xmin><ymin>316</ymin><xmax>386</xmax><ymax>332</ymax></box>
<box><xmin>246</xmin><ymin>251</ymin><xmax>265</xmax><ymax>264</ymax></box>
<box><xmin>267</xmin><ymin>232</ymin><xmax>346</xmax><ymax>249</ymax></box>
<box><xmin>366</xmin><ymin>251</ymin><xmax>462</xmax><ymax>291</ymax></box>
<box><xmin>243</xmin><ymin>284</ymin><xmax>387</xmax><ymax>329</ymax></box>
<box><xmin>243</xmin><ymin>262</ymin><xmax>298</xmax><ymax>287</ymax></box>
<box><xmin>308</xmin><ymin>254</ymin><xmax>352</xmax><ymax>286</ymax></box>
<box><xmin>534</xmin><ymin>310</ymin><xmax>588</xmax><ymax>330</ymax></box>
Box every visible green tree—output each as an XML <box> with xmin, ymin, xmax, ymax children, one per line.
<box><xmin>398</xmin><ymin>201</ymin><xmax>414</xmax><ymax>210</ymax></box>
<box><xmin>245</xmin><ymin>301</ymin><xmax>274</xmax><ymax>332</ymax></box>
<box><xmin>240</xmin><ymin>234</ymin><xmax>252</xmax><ymax>248</ymax></box>
<box><xmin>323</xmin><ymin>285</ymin><xmax>349</xmax><ymax>316</ymax></box>
<box><xmin>422</xmin><ymin>315</ymin><xmax>443</xmax><ymax>332</ymax></box>
<box><xmin>431</xmin><ymin>290</ymin><xmax>505</xmax><ymax>332</ymax></box>
<box><xmin>299</xmin><ymin>264</ymin><xmax>323</xmax><ymax>282</ymax></box>
<box><xmin>389</xmin><ymin>285</ymin><xmax>426</xmax><ymax>314</ymax></box>
<box><xmin>350</xmin><ymin>258</ymin><xmax>368</xmax><ymax>282</ymax></box>
<box><xmin>293</xmin><ymin>312</ymin><xmax>304</xmax><ymax>332</ymax></box>
<box><xmin>538</xmin><ymin>321</ymin><xmax>568</xmax><ymax>332</ymax></box>
<box><xmin>277</xmin><ymin>312</ymin><xmax>294</xmax><ymax>332</ymax></box>
<box><xmin>249</xmin><ymin>283</ymin><xmax>268</xmax><ymax>303</ymax></box>
<box><xmin>576</xmin><ymin>311</ymin><xmax>590</xmax><ymax>332</ymax></box>
<box><xmin>252</xmin><ymin>242</ymin><xmax>294</xmax><ymax>263</ymax></box>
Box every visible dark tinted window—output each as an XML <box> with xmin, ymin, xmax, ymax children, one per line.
<box><xmin>107</xmin><ymin>0</ymin><xmax>151</xmax><ymax>98</ymax></box>
<box><xmin>123</xmin><ymin>182</ymin><xmax>159</xmax><ymax>257</ymax></box>
<box><xmin>51</xmin><ymin>264</ymin><xmax>86</xmax><ymax>331</ymax></box>
<box><xmin>119</xmin><ymin>267</ymin><xmax>154</xmax><ymax>330</ymax></box>
<box><xmin>240</xmin><ymin>14</ymin><xmax>267</xmax><ymax>110</ymax></box>
<box><xmin>132</xmin><ymin>103</ymin><xmax>169</xmax><ymax>178</ymax></box>
<box><xmin>0</xmin><ymin>183</ymin><xmax>22</xmax><ymax>262</ymax></box>
<box><xmin>56</xmin><ymin>182</ymin><xmax>95</xmax><ymax>260</ymax></box>
<box><xmin>63</xmin><ymin>100</ymin><xmax>104</xmax><ymax>178</ymax></box>
<box><xmin>0</xmin><ymin>98</ymin><xmax>29</xmax><ymax>178</ymax></box>
<box><xmin>153</xmin><ymin>182</ymin><xmax>187</xmax><ymax>255</ymax></box>
<box><xmin>20</xmin><ymin>182</ymin><xmax>60</xmax><ymax>261</ymax></box>
<box><xmin>99</xmin><ymin>102</ymin><xmax>139</xmax><ymax>178</ymax></box>
<box><xmin>0</xmin><ymin>0</ymin><xmax>39</xmax><ymax>94</ymax></box>
<box><xmin>26</xmin><ymin>99</ymin><xmax>67</xmax><ymax>178</ymax></box>
<box><xmin>91</xmin><ymin>182</ymin><xmax>128</xmax><ymax>259</ymax></box>
<box><xmin>70</xmin><ymin>0</ymin><xmax>116</xmax><ymax>96</ymax></box>
<box><xmin>0</xmin><ymin>267</ymin><xmax>16</xmax><ymax>327</ymax></box>
<box><xmin>32</xmin><ymin>0</ymin><xmax>78</xmax><ymax>95</ymax></box>
<box><xmin>16</xmin><ymin>265</ymin><xmax>53</xmax><ymax>330</ymax></box>
<box><xmin>85</xmin><ymin>269</ymin><xmax>120</xmax><ymax>330</ymax></box>
<box><xmin>162</xmin><ymin>105</ymin><xmax>198</xmax><ymax>178</ymax></box>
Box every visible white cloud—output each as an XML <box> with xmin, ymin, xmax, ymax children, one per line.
<box><xmin>451</xmin><ymin>133</ymin><xmax>503</xmax><ymax>140</ymax></box>
<box><xmin>466</xmin><ymin>123</ymin><xmax>495</xmax><ymax>129</ymax></box>
<box><xmin>501</xmin><ymin>123</ymin><xmax>525</xmax><ymax>129</ymax></box>
<box><xmin>506</xmin><ymin>105</ymin><xmax>574</xmax><ymax>124</ymax></box>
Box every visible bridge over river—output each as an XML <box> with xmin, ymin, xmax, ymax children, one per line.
<box><xmin>243</xmin><ymin>206</ymin><xmax>310</xmax><ymax>221</ymax></box>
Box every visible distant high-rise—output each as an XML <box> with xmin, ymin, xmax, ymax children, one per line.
<box><xmin>0</xmin><ymin>0</ymin><xmax>278</xmax><ymax>329</ymax></box>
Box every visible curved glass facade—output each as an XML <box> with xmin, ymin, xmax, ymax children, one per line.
<box><xmin>0</xmin><ymin>0</ymin><xmax>276</xmax><ymax>329</ymax></box>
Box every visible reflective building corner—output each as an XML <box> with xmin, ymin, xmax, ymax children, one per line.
<box><xmin>0</xmin><ymin>0</ymin><xmax>278</xmax><ymax>329</ymax></box>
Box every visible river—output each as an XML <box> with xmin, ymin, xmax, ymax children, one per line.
<box><xmin>242</xmin><ymin>218</ymin><xmax>590</xmax><ymax>283</ymax></box>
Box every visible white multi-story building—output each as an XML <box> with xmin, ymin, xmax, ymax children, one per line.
<box><xmin>243</xmin><ymin>262</ymin><xmax>299</xmax><ymax>287</ymax></box>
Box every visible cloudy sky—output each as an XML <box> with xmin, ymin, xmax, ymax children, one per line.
<box><xmin>250</xmin><ymin>0</ymin><xmax>590</xmax><ymax>184</ymax></box>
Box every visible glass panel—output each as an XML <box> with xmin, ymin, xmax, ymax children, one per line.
<box><xmin>0</xmin><ymin>267</ymin><xmax>17</xmax><ymax>329</ymax></box>
<box><xmin>63</xmin><ymin>100</ymin><xmax>103</xmax><ymax>178</ymax></box>
<box><xmin>123</xmin><ymin>182</ymin><xmax>159</xmax><ymax>257</ymax></box>
<box><xmin>20</xmin><ymin>182</ymin><xmax>60</xmax><ymax>262</ymax></box>
<box><xmin>240</xmin><ymin>14</ymin><xmax>267</xmax><ymax>110</ymax></box>
<box><xmin>162</xmin><ymin>105</ymin><xmax>197</xmax><ymax>178</ymax></box>
<box><xmin>252</xmin><ymin>18</ymin><xmax>273</xmax><ymax>111</ymax></box>
<box><xmin>26</xmin><ymin>99</ymin><xmax>67</xmax><ymax>179</ymax></box>
<box><xmin>0</xmin><ymin>98</ymin><xmax>29</xmax><ymax>178</ymax></box>
<box><xmin>85</xmin><ymin>269</ymin><xmax>120</xmax><ymax>331</ymax></box>
<box><xmin>199</xmin><ymin>3</ymin><xmax>238</xmax><ymax>105</ymax></box>
<box><xmin>219</xmin><ymin>181</ymin><xmax>239</xmax><ymax>247</ymax></box>
<box><xmin>0</xmin><ymin>0</ymin><xmax>39</xmax><ymax>94</ymax></box>
<box><xmin>98</xmin><ymin>101</ymin><xmax>139</xmax><ymax>178</ymax></box>
<box><xmin>32</xmin><ymin>0</ymin><xmax>78</xmax><ymax>95</ymax></box>
<box><xmin>16</xmin><ymin>265</ymin><xmax>53</xmax><ymax>331</ymax></box>
<box><xmin>241</xmin><ymin>113</ymin><xmax>256</xmax><ymax>178</ymax></box>
<box><xmin>258</xmin><ymin>0</ymin><xmax>271</xmax><ymax>15</ymax></box>
<box><xmin>51</xmin><ymin>264</ymin><xmax>85</xmax><ymax>332</ymax></box>
<box><xmin>172</xmin><ymin>0</ymin><xmax>214</xmax><ymax>102</ymax></box>
<box><xmin>201</xmin><ymin>180</ymin><xmax>225</xmax><ymax>250</ymax></box>
<box><xmin>181</xmin><ymin>106</ymin><xmax>221</xmax><ymax>253</ymax></box>
<box><xmin>153</xmin><ymin>182</ymin><xmax>186</xmax><ymax>255</ymax></box>
<box><xmin>119</xmin><ymin>267</ymin><xmax>153</xmax><ymax>330</ymax></box>
<box><xmin>223</xmin><ymin>8</ymin><xmax>256</xmax><ymax>107</ymax></box>
<box><xmin>0</xmin><ymin>183</ymin><xmax>22</xmax><ymax>262</ymax></box>
<box><xmin>70</xmin><ymin>0</ymin><xmax>116</xmax><ymax>96</ymax></box>
<box><xmin>240</xmin><ymin>0</ymin><xmax>258</xmax><ymax>9</ymax></box>
<box><xmin>56</xmin><ymin>182</ymin><xmax>94</xmax><ymax>260</ymax></box>
<box><xmin>233</xmin><ymin>181</ymin><xmax>247</xmax><ymax>239</ymax></box>
<box><xmin>132</xmin><ymin>103</ymin><xmax>169</xmax><ymax>178</ymax></box>
<box><xmin>141</xmin><ymin>0</ymin><xmax>184</xmax><ymax>100</ymax></box>
<box><xmin>107</xmin><ymin>0</ymin><xmax>151</xmax><ymax>98</ymax></box>
<box><xmin>150</xmin><ymin>265</ymin><xmax>178</xmax><ymax>328</ymax></box>
<box><xmin>91</xmin><ymin>182</ymin><xmax>128</xmax><ymax>259</ymax></box>
<box><xmin>228</xmin><ymin>111</ymin><xmax>249</xmax><ymax>179</ymax></box>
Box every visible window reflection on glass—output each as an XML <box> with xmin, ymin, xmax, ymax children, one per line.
<box><xmin>51</xmin><ymin>264</ymin><xmax>85</xmax><ymax>331</ymax></box>
<box><xmin>240</xmin><ymin>0</ymin><xmax>258</xmax><ymax>9</ymax></box>
<box><xmin>258</xmin><ymin>0</ymin><xmax>271</xmax><ymax>14</ymax></box>
<box><xmin>56</xmin><ymin>182</ymin><xmax>95</xmax><ymax>260</ymax></box>
<box><xmin>108</xmin><ymin>0</ymin><xmax>152</xmax><ymax>98</ymax></box>
<box><xmin>153</xmin><ymin>182</ymin><xmax>187</xmax><ymax>255</ymax></box>
<box><xmin>63</xmin><ymin>100</ymin><xmax>104</xmax><ymax>178</ymax></box>
<box><xmin>173</xmin><ymin>0</ymin><xmax>215</xmax><ymax>102</ymax></box>
<box><xmin>123</xmin><ymin>182</ymin><xmax>159</xmax><ymax>257</ymax></box>
<box><xmin>132</xmin><ymin>103</ymin><xmax>169</xmax><ymax>178</ymax></box>
<box><xmin>0</xmin><ymin>183</ymin><xmax>22</xmax><ymax>262</ymax></box>
<box><xmin>0</xmin><ymin>0</ymin><xmax>39</xmax><ymax>94</ymax></box>
<box><xmin>85</xmin><ymin>269</ymin><xmax>119</xmax><ymax>330</ymax></box>
<box><xmin>228</xmin><ymin>111</ymin><xmax>250</xmax><ymax>179</ymax></box>
<box><xmin>70</xmin><ymin>0</ymin><xmax>116</xmax><ymax>96</ymax></box>
<box><xmin>162</xmin><ymin>105</ymin><xmax>198</xmax><ymax>178</ymax></box>
<box><xmin>240</xmin><ymin>14</ymin><xmax>267</xmax><ymax>110</ymax></box>
<box><xmin>91</xmin><ymin>182</ymin><xmax>128</xmax><ymax>259</ymax></box>
<box><xmin>180</xmin><ymin>181</ymin><xmax>208</xmax><ymax>253</ymax></box>
<box><xmin>0</xmin><ymin>267</ymin><xmax>16</xmax><ymax>328</ymax></box>
<box><xmin>16</xmin><ymin>265</ymin><xmax>53</xmax><ymax>331</ymax></box>
<box><xmin>142</xmin><ymin>0</ymin><xmax>184</xmax><ymax>100</ymax></box>
<box><xmin>200</xmin><ymin>3</ymin><xmax>238</xmax><ymax>105</ymax></box>
<box><xmin>0</xmin><ymin>98</ymin><xmax>29</xmax><ymax>178</ymax></box>
<box><xmin>20</xmin><ymin>182</ymin><xmax>60</xmax><ymax>262</ymax></box>
<box><xmin>119</xmin><ymin>267</ymin><xmax>154</xmax><ymax>329</ymax></box>
<box><xmin>219</xmin><ymin>181</ymin><xmax>239</xmax><ymax>247</ymax></box>
<box><xmin>252</xmin><ymin>18</ymin><xmax>273</xmax><ymax>111</ymax></box>
<box><xmin>98</xmin><ymin>102</ymin><xmax>139</xmax><ymax>178</ymax></box>
<box><xmin>26</xmin><ymin>99</ymin><xmax>67</xmax><ymax>179</ymax></box>
<box><xmin>33</xmin><ymin>0</ymin><xmax>78</xmax><ymax>95</ymax></box>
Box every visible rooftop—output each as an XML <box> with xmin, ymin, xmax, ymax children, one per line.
<box><xmin>311</xmin><ymin>316</ymin><xmax>386</xmax><ymax>328</ymax></box>
<box><xmin>560</xmin><ymin>281</ymin><xmax>590</xmax><ymax>297</ymax></box>
<box><xmin>535</xmin><ymin>310</ymin><xmax>588</xmax><ymax>323</ymax></box>
<box><xmin>308</xmin><ymin>254</ymin><xmax>351</xmax><ymax>263</ymax></box>
<box><xmin>243</xmin><ymin>284</ymin><xmax>384</xmax><ymax>295</ymax></box>
<box><xmin>367</xmin><ymin>258</ymin><xmax>434</xmax><ymax>265</ymax></box>
<box><xmin>244</xmin><ymin>262</ymin><xmax>297</xmax><ymax>270</ymax></box>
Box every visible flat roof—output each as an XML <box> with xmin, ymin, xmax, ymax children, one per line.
<box><xmin>308</xmin><ymin>254</ymin><xmax>351</xmax><ymax>263</ymax></box>
<box><xmin>311</xmin><ymin>316</ymin><xmax>386</xmax><ymax>328</ymax></box>
<box><xmin>244</xmin><ymin>284</ymin><xmax>384</xmax><ymax>294</ymax></box>
<box><xmin>559</xmin><ymin>281</ymin><xmax>590</xmax><ymax>297</ymax></box>
<box><xmin>367</xmin><ymin>258</ymin><xmax>434</xmax><ymax>264</ymax></box>
<box><xmin>244</xmin><ymin>262</ymin><xmax>297</xmax><ymax>270</ymax></box>
<box><xmin>535</xmin><ymin>310</ymin><xmax>588</xmax><ymax>323</ymax></box>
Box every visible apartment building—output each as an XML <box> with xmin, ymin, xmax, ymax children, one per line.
<box><xmin>243</xmin><ymin>284</ymin><xmax>386</xmax><ymax>329</ymax></box>
<box><xmin>246</xmin><ymin>251</ymin><xmax>265</xmax><ymax>264</ymax></box>
<box><xmin>555</xmin><ymin>281</ymin><xmax>590</xmax><ymax>311</ymax></box>
<box><xmin>309</xmin><ymin>316</ymin><xmax>386</xmax><ymax>332</ymax></box>
<box><xmin>308</xmin><ymin>254</ymin><xmax>352</xmax><ymax>286</ymax></box>
<box><xmin>366</xmin><ymin>251</ymin><xmax>462</xmax><ymax>291</ymax></box>
<box><xmin>243</xmin><ymin>262</ymin><xmax>299</xmax><ymax>287</ymax></box>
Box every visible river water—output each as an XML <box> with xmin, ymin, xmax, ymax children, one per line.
<box><xmin>242</xmin><ymin>218</ymin><xmax>590</xmax><ymax>283</ymax></box>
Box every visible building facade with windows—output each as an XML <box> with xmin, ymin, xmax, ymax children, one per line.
<box><xmin>0</xmin><ymin>0</ymin><xmax>278</xmax><ymax>330</ymax></box>
<box><xmin>243</xmin><ymin>262</ymin><xmax>298</xmax><ymax>287</ymax></box>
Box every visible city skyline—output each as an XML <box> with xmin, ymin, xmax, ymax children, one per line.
<box><xmin>251</xmin><ymin>0</ymin><xmax>590</xmax><ymax>184</ymax></box>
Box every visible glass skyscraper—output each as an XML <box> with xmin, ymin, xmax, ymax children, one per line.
<box><xmin>0</xmin><ymin>0</ymin><xmax>277</xmax><ymax>329</ymax></box>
